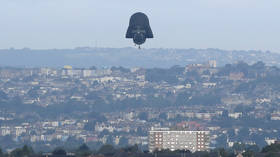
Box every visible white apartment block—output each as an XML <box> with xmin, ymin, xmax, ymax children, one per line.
<box><xmin>149</xmin><ymin>128</ymin><xmax>209</xmax><ymax>153</ymax></box>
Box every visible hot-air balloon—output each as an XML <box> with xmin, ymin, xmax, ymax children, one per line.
<box><xmin>126</xmin><ymin>12</ymin><xmax>154</xmax><ymax>49</ymax></box>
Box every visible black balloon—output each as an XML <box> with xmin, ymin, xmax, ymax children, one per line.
<box><xmin>126</xmin><ymin>12</ymin><xmax>153</xmax><ymax>48</ymax></box>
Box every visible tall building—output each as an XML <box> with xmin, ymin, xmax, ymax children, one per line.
<box><xmin>149</xmin><ymin>128</ymin><xmax>209</xmax><ymax>152</ymax></box>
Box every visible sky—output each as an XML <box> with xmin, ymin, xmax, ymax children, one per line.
<box><xmin>0</xmin><ymin>0</ymin><xmax>279</xmax><ymax>52</ymax></box>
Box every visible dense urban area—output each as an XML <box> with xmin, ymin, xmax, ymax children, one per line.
<box><xmin>1</xmin><ymin>57</ymin><xmax>280</xmax><ymax>156</ymax></box>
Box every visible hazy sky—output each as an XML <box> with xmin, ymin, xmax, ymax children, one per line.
<box><xmin>0</xmin><ymin>0</ymin><xmax>279</xmax><ymax>52</ymax></box>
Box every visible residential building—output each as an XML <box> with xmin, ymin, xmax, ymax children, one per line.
<box><xmin>149</xmin><ymin>127</ymin><xmax>210</xmax><ymax>153</ymax></box>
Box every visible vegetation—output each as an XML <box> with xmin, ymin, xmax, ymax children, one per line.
<box><xmin>10</xmin><ymin>145</ymin><xmax>34</xmax><ymax>157</ymax></box>
<box><xmin>0</xmin><ymin>143</ymin><xmax>279</xmax><ymax>157</ymax></box>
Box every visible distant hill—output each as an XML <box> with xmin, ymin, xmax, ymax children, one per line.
<box><xmin>0</xmin><ymin>47</ymin><xmax>278</xmax><ymax>68</ymax></box>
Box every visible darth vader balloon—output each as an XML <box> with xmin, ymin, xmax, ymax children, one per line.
<box><xmin>126</xmin><ymin>12</ymin><xmax>153</xmax><ymax>49</ymax></box>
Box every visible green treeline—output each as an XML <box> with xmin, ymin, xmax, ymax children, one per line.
<box><xmin>2</xmin><ymin>142</ymin><xmax>280</xmax><ymax>157</ymax></box>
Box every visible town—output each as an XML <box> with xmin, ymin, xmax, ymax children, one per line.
<box><xmin>1</xmin><ymin>60</ymin><xmax>280</xmax><ymax>153</ymax></box>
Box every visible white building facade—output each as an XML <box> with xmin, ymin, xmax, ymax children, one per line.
<box><xmin>149</xmin><ymin>128</ymin><xmax>209</xmax><ymax>152</ymax></box>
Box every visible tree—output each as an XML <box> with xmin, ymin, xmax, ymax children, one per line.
<box><xmin>0</xmin><ymin>91</ymin><xmax>7</xmax><ymax>100</ymax></box>
<box><xmin>264</xmin><ymin>152</ymin><xmax>280</xmax><ymax>157</ymax></box>
<box><xmin>10</xmin><ymin>148</ymin><xmax>22</xmax><ymax>157</ymax></box>
<box><xmin>86</xmin><ymin>111</ymin><xmax>107</xmax><ymax>122</ymax></box>
<box><xmin>98</xmin><ymin>144</ymin><xmax>116</xmax><ymax>156</ymax></box>
<box><xmin>138</xmin><ymin>112</ymin><xmax>148</xmax><ymax>121</ymax></box>
<box><xmin>76</xmin><ymin>144</ymin><xmax>91</xmax><ymax>157</ymax></box>
<box><xmin>0</xmin><ymin>135</ymin><xmax>15</xmax><ymax>150</ymax></box>
<box><xmin>99</xmin><ymin>129</ymin><xmax>110</xmax><ymax>138</ymax></box>
<box><xmin>193</xmin><ymin>151</ymin><xmax>210</xmax><ymax>157</ymax></box>
<box><xmin>215</xmin><ymin>135</ymin><xmax>228</xmax><ymax>148</ymax></box>
<box><xmin>232</xmin><ymin>143</ymin><xmax>246</xmax><ymax>152</ymax></box>
<box><xmin>89</xmin><ymin>66</ymin><xmax>97</xmax><ymax>70</ymax></box>
<box><xmin>252</xmin><ymin>61</ymin><xmax>265</xmax><ymax>70</ymax></box>
<box><xmin>111</xmin><ymin>66</ymin><xmax>130</xmax><ymax>73</ymax></box>
<box><xmin>83</xmin><ymin>121</ymin><xmax>96</xmax><ymax>131</ymax></box>
<box><xmin>188</xmin><ymin>94</ymin><xmax>221</xmax><ymax>106</ymax></box>
<box><xmin>217</xmin><ymin>148</ymin><xmax>228</xmax><ymax>157</ymax></box>
<box><xmin>159</xmin><ymin>113</ymin><xmax>167</xmax><ymax>120</ymax></box>
<box><xmin>221</xmin><ymin>110</ymin><xmax>229</xmax><ymax>119</ymax></box>
<box><xmin>246</xmin><ymin>144</ymin><xmax>260</xmax><ymax>153</ymax></box>
<box><xmin>0</xmin><ymin>148</ymin><xmax>3</xmax><ymax>157</ymax></box>
<box><xmin>123</xmin><ymin>144</ymin><xmax>139</xmax><ymax>153</ymax></box>
<box><xmin>242</xmin><ymin>150</ymin><xmax>254</xmax><ymax>157</ymax></box>
<box><xmin>10</xmin><ymin>145</ymin><xmax>33</xmax><ymax>157</ymax></box>
<box><xmin>262</xmin><ymin>143</ymin><xmax>280</xmax><ymax>153</ymax></box>
<box><xmin>106</xmin><ymin>135</ymin><xmax>114</xmax><ymax>145</ymax></box>
<box><xmin>27</xmin><ymin>87</ymin><xmax>40</xmax><ymax>98</ymax></box>
<box><xmin>118</xmin><ymin>137</ymin><xmax>129</xmax><ymax>147</ymax></box>
<box><xmin>79</xmin><ymin>143</ymin><xmax>89</xmax><ymax>151</ymax></box>
<box><xmin>145</xmin><ymin>68</ymin><xmax>180</xmax><ymax>84</ymax></box>
<box><xmin>52</xmin><ymin>148</ymin><xmax>67</xmax><ymax>155</ymax></box>
<box><xmin>21</xmin><ymin>145</ymin><xmax>33</xmax><ymax>156</ymax></box>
